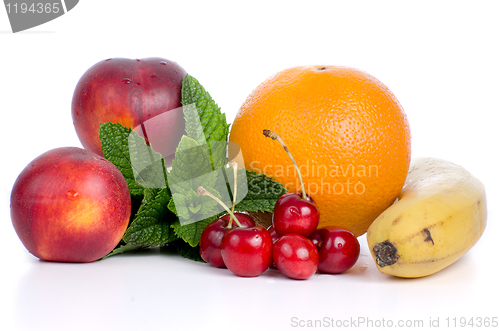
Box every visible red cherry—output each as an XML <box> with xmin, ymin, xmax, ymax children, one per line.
<box><xmin>262</xmin><ymin>129</ymin><xmax>320</xmax><ymax>238</ymax></box>
<box><xmin>199</xmin><ymin>213</ymin><xmax>255</xmax><ymax>268</ymax></box>
<box><xmin>273</xmin><ymin>233</ymin><xmax>319</xmax><ymax>280</ymax></box>
<box><xmin>221</xmin><ymin>226</ymin><xmax>273</xmax><ymax>277</ymax></box>
<box><xmin>272</xmin><ymin>192</ymin><xmax>320</xmax><ymax>237</ymax></box>
<box><xmin>267</xmin><ymin>225</ymin><xmax>280</xmax><ymax>243</ymax></box>
<box><xmin>309</xmin><ymin>226</ymin><xmax>360</xmax><ymax>274</ymax></box>
<box><xmin>266</xmin><ymin>225</ymin><xmax>280</xmax><ymax>269</ymax></box>
<box><xmin>220</xmin><ymin>213</ymin><xmax>255</xmax><ymax>228</ymax></box>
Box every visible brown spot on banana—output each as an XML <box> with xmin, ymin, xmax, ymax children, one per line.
<box><xmin>373</xmin><ymin>241</ymin><xmax>399</xmax><ymax>267</ymax></box>
<box><xmin>392</xmin><ymin>216</ymin><xmax>402</xmax><ymax>225</ymax></box>
<box><xmin>422</xmin><ymin>228</ymin><xmax>434</xmax><ymax>245</ymax></box>
<box><xmin>393</xmin><ymin>221</ymin><xmax>444</xmax><ymax>244</ymax></box>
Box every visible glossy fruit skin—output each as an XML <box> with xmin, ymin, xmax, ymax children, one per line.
<box><xmin>199</xmin><ymin>213</ymin><xmax>255</xmax><ymax>268</ymax></box>
<box><xmin>229</xmin><ymin>65</ymin><xmax>411</xmax><ymax>236</ymax></box>
<box><xmin>310</xmin><ymin>226</ymin><xmax>360</xmax><ymax>274</ymax></box>
<box><xmin>72</xmin><ymin>57</ymin><xmax>187</xmax><ymax>164</ymax></box>
<box><xmin>266</xmin><ymin>225</ymin><xmax>280</xmax><ymax>269</ymax></box>
<box><xmin>221</xmin><ymin>226</ymin><xmax>273</xmax><ymax>277</ymax></box>
<box><xmin>267</xmin><ymin>225</ymin><xmax>280</xmax><ymax>243</ymax></box>
<box><xmin>10</xmin><ymin>147</ymin><xmax>131</xmax><ymax>263</ymax></box>
<box><xmin>273</xmin><ymin>233</ymin><xmax>319</xmax><ymax>280</ymax></box>
<box><xmin>272</xmin><ymin>192</ymin><xmax>319</xmax><ymax>237</ymax></box>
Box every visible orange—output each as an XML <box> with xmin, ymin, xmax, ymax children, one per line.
<box><xmin>229</xmin><ymin>66</ymin><xmax>411</xmax><ymax>237</ymax></box>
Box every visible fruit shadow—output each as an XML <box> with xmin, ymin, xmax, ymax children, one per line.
<box><xmin>104</xmin><ymin>244</ymin><xmax>207</xmax><ymax>263</ymax></box>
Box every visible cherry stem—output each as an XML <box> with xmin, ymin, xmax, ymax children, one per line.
<box><xmin>263</xmin><ymin>129</ymin><xmax>307</xmax><ymax>200</ymax></box>
<box><xmin>229</xmin><ymin>160</ymin><xmax>238</xmax><ymax>214</ymax></box>
<box><xmin>197</xmin><ymin>186</ymin><xmax>242</xmax><ymax>228</ymax></box>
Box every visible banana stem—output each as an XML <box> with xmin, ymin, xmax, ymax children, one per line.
<box><xmin>197</xmin><ymin>186</ymin><xmax>242</xmax><ymax>228</ymax></box>
<box><xmin>263</xmin><ymin>129</ymin><xmax>307</xmax><ymax>200</ymax></box>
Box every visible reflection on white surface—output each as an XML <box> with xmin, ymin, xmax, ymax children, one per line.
<box><xmin>6</xmin><ymin>232</ymin><xmax>494</xmax><ymax>331</ymax></box>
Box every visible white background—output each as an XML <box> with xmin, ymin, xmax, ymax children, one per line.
<box><xmin>1</xmin><ymin>1</ymin><xmax>499</xmax><ymax>330</ymax></box>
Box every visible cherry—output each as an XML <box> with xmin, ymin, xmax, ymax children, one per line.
<box><xmin>273</xmin><ymin>233</ymin><xmax>319</xmax><ymax>280</ymax></box>
<box><xmin>221</xmin><ymin>226</ymin><xmax>273</xmax><ymax>277</ymax></box>
<box><xmin>267</xmin><ymin>225</ymin><xmax>280</xmax><ymax>243</ymax></box>
<box><xmin>266</xmin><ymin>225</ymin><xmax>280</xmax><ymax>269</ymax></box>
<box><xmin>220</xmin><ymin>213</ymin><xmax>254</xmax><ymax>226</ymax></box>
<box><xmin>197</xmin><ymin>166</ymin><xmax>258</xmax><ymax>269</ymax></box>
<box><xmin>199</xmin><ymin>213</ymin><xmax>255</xmax><ymax>268</ymax></box>
<box><xmin>309</xmin><ymin>226</ymin><xmax>360</xmax><ymax>274</ymax></box>
<box><xmin>263</xmin><ymin>129</ymin><xmax>320</xmax><ymax>237</ymax></box>
<box><xmin>272</xmin><ymin>192</ymin><xmax>319</xmax><ymax>237</ymax></box>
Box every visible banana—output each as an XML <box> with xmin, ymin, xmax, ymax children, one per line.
<box><xmin>366</xmin><ymin>157</ymin><xmax>487</xmax><ymax>278</ymax></box>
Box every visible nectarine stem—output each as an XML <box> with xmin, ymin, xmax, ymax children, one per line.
<box><xmin>263</xmin><ymin>129</ymin><xmax>307</xmax><ymax>200</ymax></box>
<box><xmin>197</xmin><ymin>186</ymin><xmax>242</xmax><ymax>228</ymax></box>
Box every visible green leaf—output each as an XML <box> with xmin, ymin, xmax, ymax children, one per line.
<box><xmin>102</xmin><ymin>242</ymin><xmax>145</xmax><ymax>259</ymax></box>
<box><xmin>99</xmin><ymin>122</ymin><xmax>168</xmax><ymax>198</ymax></box>
<box><xmin>167</xmin><ymin>135</ymin><xmax>215</xmax><ymax>195</ymax></box>
<box><xmin>170</xmin><ymin>190</ymin><xmax>220</xmax><ymax>224</ymax></box>
<box><xmin>166</xmin><ymin>135</ymin><xmax>230</xmax><ymax>225</ymax></box>
<box><xmin>122</xmin><ymin>187</ymin><xmax>178</xmax><ymax>246</ymax></box>
<box><xmin>182</xmin><ymin>103</ymin><xmax>206</xmax><ymax>146</ymax></box>
<box><xmin>161</xmin><ymin>240</ymin><xmax>206</xmax><ymax>263</ymax></box>
<box><xmin>128</xmin><ymin>129</ymin><xmax>168</xmax><ymax>190</ymax></box>
<box><xmin>171</xmin><ymin>214</ymin><xmax>220</xmax><ymax>247</ymax></box>
<box><xmin>167</xmin><ymin>196</ymin><xmax>177</xmax><ymax>215</ymax></box>
<box><xmin>181</xmin><ymin>75</ymin><xmax>230</xmax><ymax>169</ymax></box>
<box><xmin>233</xmin><ymin>170</ymin><xmax>288</xmax><ymax>213</ymax></box>
<box><xmin>99</xmin><ymin>122</ymin><xmax>144</xmax><ymax>198</ymax></box>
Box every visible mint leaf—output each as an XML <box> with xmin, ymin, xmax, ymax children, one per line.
<box><xmin>171</xmin><ymin>214</ymin><xmax>220</xmax><ymax>247</ymax></box>
<box><xmin>166</xmin><ymin>135</ymin><xmax>230</xmax><ymax>225</ymax></box>
<box><xmin>161</xmin><ymin>240</ymin><xmax>206</xmax><ymax>263</ymax></box>
<box><xmin>102</xmin><ymin>242</ymin><xmax>145</xmax><ymax>259</ymax></box>
<box><xmin>99</xmin><ymin>122</ymin><xmax>168</xmax><ymax>198</ymax></box>
<box><xmin>182</xmin><ymin>74</ymin><xmax>230</xmax><ymax>143</ymax></box>
<box><xmin>233</xmin><ymin>170</ymin><xmax>287</xmax><ymax>213</ymax></box>
<box><xmin>167</xmin><ymin>196</ymin><xmax>177</xmax><ymax>215</ymax></box>
<box><xmin>122</xmin><ymin>187</ymin><xmax>178</xmax><ymax>246</ymax></box>
<box><xmin>170</xmin><ymin>190</ymin><xmax>220</xmax><ymax>224</ymax></box>
<box><xmin>99</xmin><ymin>122</ymin><xmax>144</xmax><ymax>198</ymax></box>
<box><xmin>167</xmin><ymin>135</ymin><xmax>215</xmax><ymax>195</ymax></box>
<box><xmin>182</xmin><ymin>103</ymin><xmax>206</xmax><ymax>146</ymax></box>
<box><xmin>128</xmin><ymin>130</ymin><xmax>168</xmax><ymax>190</ymax></box>
<box><xmin>182</xmin><ymin>75</ymin><xmax>230</xmax><ymax>169</ymax></box>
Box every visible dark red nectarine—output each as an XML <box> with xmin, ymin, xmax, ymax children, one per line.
<box><xmin>71</xmin><ymin>57</ymin><xmax>187</xmax><ymax>162</ymax></box>
<box><xmin>11</xmin><ymin>147</ymin><xmax>131</xmax><ymax>262</ymax></box>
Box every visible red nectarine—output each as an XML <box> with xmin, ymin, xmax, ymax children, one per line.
<box><xmin>11</xmin><ymin>147</ymin><xmax>131</xmax><ymax>262</ymax></box>
<box><xmin>71</xmin><ymin>57</ymin><xmax>187</xmax><ymax>162</ymax></box>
